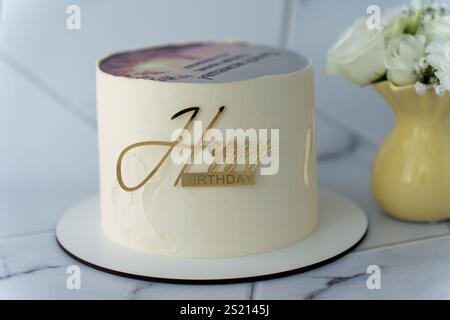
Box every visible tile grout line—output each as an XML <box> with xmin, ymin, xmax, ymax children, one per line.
<box><xmin>7</xmin><ymin>209</ymin><xmax>444</xmax><ymax>253</ymax></box>
<box><xmin>0</xmin><ymin>50</ymin><xmax>97</xmax><ymax>130</ymax></box>
<box><xmin>278</xmin><ymin>0</ymin><xmax>294</xmax><ymax>48</ymax></box>
<box><xmin>316</xmin><ymin>108</ymin><xmax>379</xmax><ymax>148</ymax></box>
<box><xmin>0</xmin><ymin>229</ymin><xmax>54</xmax><ymax>242</ymax></box>
<box><xmin>316</xmin><ymin>110</ymin><xmax>379</xmax><ymax>171</ymax></box>
<box><xmin>2</xmin><ymin>227</ymin><xmax>450</xmax><ymax>283</ymax></box>
<box><xmin>352</xmin><ymin>232</ymin><xmax>450</xmax><ymax>254</ymax></box>
<box><xmin>317</xmin><ymin>132</ymin><xmax>360</xmax><ymax>163</ymax></box>
<box><xmin>2</xmin><ymin>225</ymin><xmax>449</xmax><ymax>253</ymax></box>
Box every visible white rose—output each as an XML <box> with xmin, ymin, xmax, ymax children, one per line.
<box><xmin>425</xmin><ymin>40</ymin><xmax>450</xmax><ymax>95</ymax></box>
<box><xmin>421</xmin><ymin>15</ymin><xmax>450</xmax><ymax>42</ymax></box>
<box><xmin>385</xmin><ymin>34</ymin><xmax>426</xmax><ymax>86</ymax></box>
<box><xmin>327</xmin><ymin>18</ymin><xmax>386</xmax><ymax>86</ymax></box>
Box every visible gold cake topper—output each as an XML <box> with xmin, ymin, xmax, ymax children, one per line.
<box><xmin>116</xmin><ymin>106</ymin><xmax>273</xmax><ymax>192</ymax></box>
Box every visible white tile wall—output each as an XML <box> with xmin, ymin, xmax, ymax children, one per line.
<box><xmin>0</xmin><ymin>59</ymin><xmax>97</xmax><ymax>186</ymax></box>
<box><xmin>0</xmin><ymin>0</ymin><xmax>285</xmax><ymax>121</ymax></box>
<box><xmin>0</xmin><ymin>59</ymin><xmax>98</xmax><ymax>237</ymax></box>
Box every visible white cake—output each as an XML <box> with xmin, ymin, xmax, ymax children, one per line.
<box><xmin>96</xmin><ymin>42</ymin><xmax>318</xmax><ymax>258</ymax></box>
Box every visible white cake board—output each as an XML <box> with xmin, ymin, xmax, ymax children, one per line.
<box><xmin>56</xmin><ymin>189</ymin><xmax>368</xmax><ymax>283</ymax></box>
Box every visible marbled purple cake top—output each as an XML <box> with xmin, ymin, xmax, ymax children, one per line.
<box><xmin>99</xmin><ymin>42</ymin><xmax>309</xmax><ymax>83</ymax></box>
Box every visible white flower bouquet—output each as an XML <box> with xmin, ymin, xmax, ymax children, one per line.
<box><xmin>327</xmin><ymin>0</ymin><xmax>450</xmax><ymax>96</ymax></box>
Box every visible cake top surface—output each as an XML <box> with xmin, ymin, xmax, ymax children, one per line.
<box><xmin>99</xmin><ymin>42</ymin><xmax>309</xmax><ymax>83</ymax></box>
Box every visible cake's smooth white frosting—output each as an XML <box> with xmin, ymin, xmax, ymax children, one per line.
<box><xmin>96</xmin><ymin>42</ymin><xmax>318</xmax><ymax>258</ymax></box>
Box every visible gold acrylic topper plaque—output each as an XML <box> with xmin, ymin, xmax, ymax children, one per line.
<box><xmin>181</xmin><ymin>172</ymin><xmax>255</xmax><ymax>187</ymax></box>
<box><xmin>116</xmin><ymin>106</ymin><xmax>272</xmax><ymax>191</ymax></box>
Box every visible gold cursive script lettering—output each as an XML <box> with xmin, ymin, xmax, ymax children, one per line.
<box><xmin>116</xmin><ymin>106</ymin><xmax>269</xmax><ymax>192</ymax></box>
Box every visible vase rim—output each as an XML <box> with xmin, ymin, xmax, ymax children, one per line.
<box><xmin>373</xmin><ymin>80</ymin><xmax>450</xmax><ymax>99</ymax></box>
<box><xmin>373</xmin><ymin>80</ymin><xmax>415</xmax><ymax>93</ymax></box>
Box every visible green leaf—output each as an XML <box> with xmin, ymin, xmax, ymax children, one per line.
<box><xmin>371</xmin><ymin>72</ymin><xmax>388</xmax><ymax>84</ymax></box>
<box><xmin>390</xmin><ymin>16</ymin><xmax>408</xmax><ymax>38</ymax></box>
<box><xmin>405</xmin><ymin>9</ymin><xmax>422</xmax><ymax>35</ymax></box>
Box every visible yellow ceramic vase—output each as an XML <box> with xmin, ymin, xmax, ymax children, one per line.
<box><xmin>372</xmin><ymin>81</ymin><xmax>450</xmax><ymax>222</ymax></box>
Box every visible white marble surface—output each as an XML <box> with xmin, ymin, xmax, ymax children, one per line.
<box><xmin>1</xmin><ymin>0</ymin><xmax>450</xmax><ymax>299</ymax></box>
<box><xmin>253</xmin><ymin>234</ymin><xmax>450</xmax><ymax>300</ymax></box>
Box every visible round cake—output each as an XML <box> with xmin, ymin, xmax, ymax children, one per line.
<box><xmin>96</xmin><ymin>42</ymin><xmax>318</xmax><ymax>258</ymax></box>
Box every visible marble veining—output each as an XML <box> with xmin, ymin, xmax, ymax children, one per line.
<box><xmin>128</xmin><ymin>282</ymin><xmax>153</xmax><ymax>300</ymax></box>
<box><xmin>0</xmin><ymin>264</ymin><xmax>64</xmax><ymax>282</ymax></box>
<box><xmin>249</xmin><ymin>282</ymin><xmax>256</xmax><ymax>300</ymax></box>
<box><xmin>2</xmin><ymin>231</ymin><xmax>450</xmax><ymax>299</ymax></box>
<box><xmin>303</xmin><ymin>269</ymin><xmax>382</xmax><ymax>300</ymax></box>
<box><xmin>253</xmin><ymin>234</ymin><xmax>450</xmax><ymax>299</ymax></box>
<box><xmin>0</xmin><ymin>250</ymin><xmax>9</xmax><ymax>276</ymax></box>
